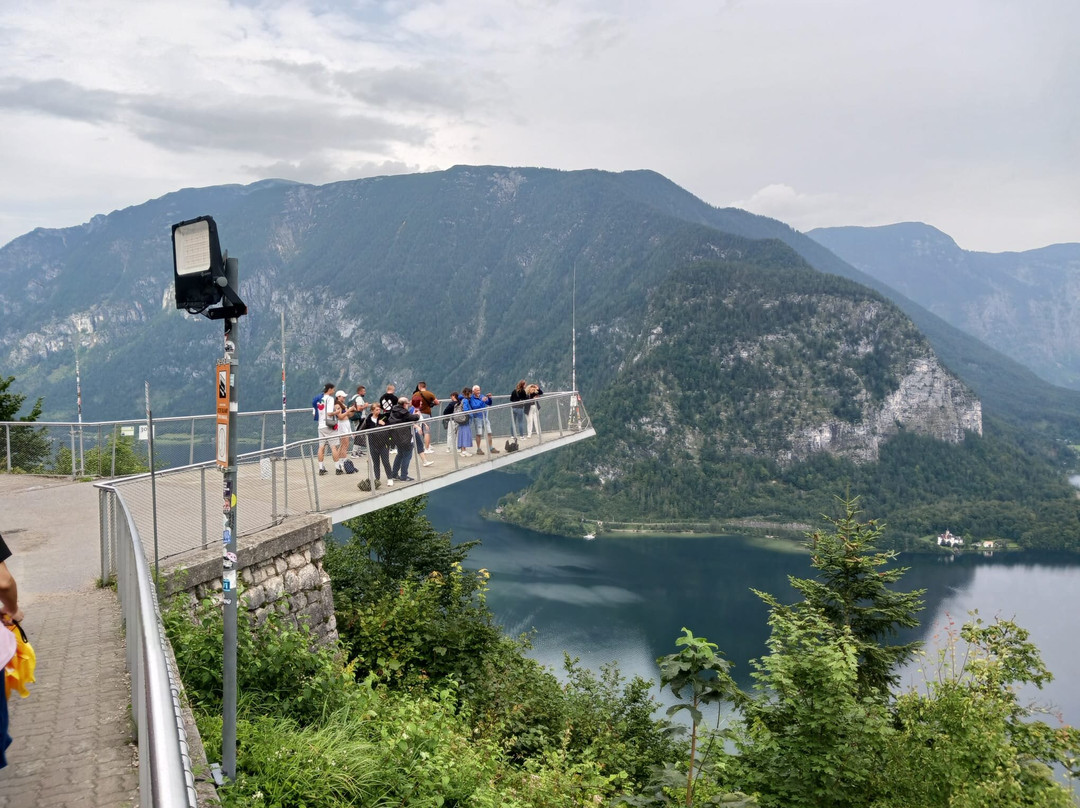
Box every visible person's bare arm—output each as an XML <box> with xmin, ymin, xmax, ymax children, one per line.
<box><xmin>0</xmin><ymin>561</ymin><xmax>23</xmax><ymax>624</ymax></box>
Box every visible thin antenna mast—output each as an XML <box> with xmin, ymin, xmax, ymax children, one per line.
<box><xmin>75</xmin><ymin>344</ymin><xmax>84</xmax><ymax>476</ymax></box>
<box><xmin>572</xmin><ymin>261</ymin><xmax>577</xmax><ymax>395</ymax></box>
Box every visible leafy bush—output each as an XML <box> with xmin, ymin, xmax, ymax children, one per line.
<box><xmin>163</xmin><ymin>592</ymin><xmax>354</xmax><ymax>726</ymax></box>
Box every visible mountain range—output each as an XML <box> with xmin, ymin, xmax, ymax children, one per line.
<box><xmin>1</xmin><ymin>166</ymin><xmax>1078</xmax><ymax>549</ymax></box>
<box><xmin>809</xmin><ymin>222</ymin><xmax>1080</xmax><ymax>391</ymax></box>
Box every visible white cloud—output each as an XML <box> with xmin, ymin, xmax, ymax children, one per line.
<box><xmin>0</xmin><ymin>0</ymin><xmax>1077</xmax><ymax>251</ymax></box>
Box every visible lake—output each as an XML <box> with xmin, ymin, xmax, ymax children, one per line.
<box><xmin>367</xmin><ymin>472</ymin><xmax>1080</xmax><ymax>728</ymax></box>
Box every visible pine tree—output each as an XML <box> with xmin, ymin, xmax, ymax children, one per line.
<box><xmin>787</xmin><ymin>497</ymin><xmax>925</xmax><ymax>697</ymax></box>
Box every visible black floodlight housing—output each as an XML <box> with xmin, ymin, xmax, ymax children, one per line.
<box><xmin>172</xmin><ymin>215</ymin><xmax>224</xmax><ymax>312</ymax></box>
<box><xmin>171</xmin><ymin>215</ymin><xmax>246</xmax><ymax>319</ymax></box>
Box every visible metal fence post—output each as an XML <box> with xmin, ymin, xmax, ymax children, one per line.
<box><xmin>5</xmin><ymin>424</ymin><xmax>10</xmax><ymax>472</ymax></box>
<box><xmin>99</xmin><ymin>487</ymin><xmax>110</xmax><ymax>582</ymax></box>
<box><xmin>271</xmin><ymin>457</ymin><xmax>278</xmax><ymax>523</ymax></box>
<box><xmin>200</xmin><ymin>466</ymin><xmax>208</xmax><ymax>550</ymax></box>
<box><xmin>189</xmin><ymin>419</ymin><xmax>196</xmax><ymax>466</ymax></box>
<box><xmin>70</xmin><ymin>427</ymin><xmax>78</xmax><ymax>479</ymax></box>
<box><xmin>111</xmin><ymin>424</ymin><xmax>118</xmax><ymax>477</ymax></box>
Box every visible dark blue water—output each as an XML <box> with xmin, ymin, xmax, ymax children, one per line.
<box><xmin>360</xmin><ymin>472</ymin><xmax>1080</xmax><ymax>726</ymax></box>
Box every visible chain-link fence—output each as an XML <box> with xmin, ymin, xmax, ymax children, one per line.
<box><xmin>102</xmin><ymin>393</ymin><xmax>592</xmax><ymax>566</ymax></box>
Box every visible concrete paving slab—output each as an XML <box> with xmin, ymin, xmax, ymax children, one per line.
<box><xmin>0</xmin><ymin>476</ymin><xmax>138</xmax><ymax>808</ymax></box>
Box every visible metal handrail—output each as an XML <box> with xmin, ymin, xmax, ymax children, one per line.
<box><xmin>97</xmin><ymin>483</ymin><xmax>199</xmax><ymax>808</ymax></box>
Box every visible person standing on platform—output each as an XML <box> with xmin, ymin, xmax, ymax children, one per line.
<box><xmin>510</xmin><ymin>379</ymin><xmax>528</xmax><ymax>438</ymax></box>
<box><xmin>468</xmin><ymin>384</ymin><xmax>499</xmax><ymax>456</ymax></box>
<box><xmin>457</xmin><ymin>387</ymin><xmax>475</xmax><ymax>456</ymax></box>
<box><xmin>442</xmin><ymin>392</ymin><xmax>460</xmax><ymax>453</ymax></box>
<box><xmin>525</xmin><ymin>383</ymin><xmax>544</xmax><ymax>438</ymax></box>
<box><xmin>316</xmin><ymin>383</ymin><xmax>339</xmax><ymax>475</ymax></box>
<box><xmin>0</xmin><ymin>531</ymin><xmax>24</xmax><ymax>770</ymax></box>
<box><xmin>347</xmin><ymin>385</ymin><xmax>369</xmax><ymax>456</ymax></box>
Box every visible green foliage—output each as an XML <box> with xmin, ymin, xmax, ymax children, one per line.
<box><xmin>325</xmin><ymin>499</ymin><xmax>680</xmax><ymax>790</ymax></box>
<box><xmin>197</xmin><ymin>710</ymin><xmax>388</xmax><ymax>808</ymax></box>
<box><xmin>882</xmin><ymin>614</ymin><xmax>1080</xmax><ymax>808</ymax></box>
<box><xmin>735</xmin><ymin>599</ymin><xmax>892</xmax><ymax>808</ymax></box>
<box><xmin>162</xmin><ymin>593</ymin><xmax>354</xmax><ymax>726</ymax></box>
<box><xmin>52</xmin><ymin>433</ymin><xmax>148</xmax><ymax>477</ymax></box>
<box><xmin>0</xmin><ymin>375</ymin><xmax>43</xmax><ymax>422</ymax></box>
<box><xmin>324</xmin><ymin>498</ymin><xmax>502</xmax><ymax>691</ymax></box>
<box><xmin>326</xmin><ymin>497</ymin><xmax>480</xmax><ymax>609</ymax></box>
<box><xmin>658</xmin><ymin>629</ymin><xmax>744</xmax><ymax>806</ymax></box>
<box><xmin>788</xmin><ymin>499</ymin><xmax>924</xmax><ymax>697</ymax></box>
<box><xmin>0</xmin><ymin>375</ymin><xmax>49</xmax><ymax>472</ymax></box>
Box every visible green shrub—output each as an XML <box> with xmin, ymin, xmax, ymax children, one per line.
<box><xmin>163</xmin><ymin>592</ymin><xmax>354</xmax><ymax>726</ymax></box>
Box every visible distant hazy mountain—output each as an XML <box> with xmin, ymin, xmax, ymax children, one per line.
<box><xmin>2</xmin><ymin>167</ymin><xmax>1079</xmax><ymax>548</ymax></box>
<box><xmin>808</xmin><ymin>223</ymin><xmax>1080</xmax><ymax>390</ymax></box>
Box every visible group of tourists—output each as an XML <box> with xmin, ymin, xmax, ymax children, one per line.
<box><xmin>313</xmin><ymin>379</ymin><xmax>544</xmax><ymax>487</ymax></box>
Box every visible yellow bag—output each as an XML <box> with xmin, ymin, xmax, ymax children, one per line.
<box><xmin>4</xmin><ymin>623</ymin><xmax>35</xmax><ymax>699</ymax></box>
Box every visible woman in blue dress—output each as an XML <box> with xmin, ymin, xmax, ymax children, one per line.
<box><xmin>456</xmin><ymin>386</ymin><xmax>474</xmax><ymax>456</ymax></box>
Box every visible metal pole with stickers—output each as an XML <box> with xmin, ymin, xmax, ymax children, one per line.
<box><xmin>171</xmin><ymin>215</ymin><xmax>248</xmax><ymax>783</ymax></box>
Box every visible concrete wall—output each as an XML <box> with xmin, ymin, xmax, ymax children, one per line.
<box><xmin>162</xmin><ymin>513</ymin><xmax>338</xmax><ymax>644</ymax></box>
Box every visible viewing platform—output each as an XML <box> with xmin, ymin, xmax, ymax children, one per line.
<box><xmin>106</xmin><ymin>392</ymin><xmax>594</xmax><ymax>567</ymax></box>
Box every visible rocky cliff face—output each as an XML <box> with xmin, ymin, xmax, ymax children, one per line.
<box><xmin>787</xmin><ymin>355</ymin><xmax>982</xmax><ymax>464</ymax></box>
<box><xmin>809</xmin><ymin>223</ymin><xmax>1080</xmax><ymax>390</ymax></box>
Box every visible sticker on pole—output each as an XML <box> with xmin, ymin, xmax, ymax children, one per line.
<box><xmin>216</xmin><ymin>422</ymin><xmax>229</xmax><ymax>467</ymax></box>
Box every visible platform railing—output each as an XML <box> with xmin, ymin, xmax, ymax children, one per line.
<box><xmin>96</xmin><ymin>483</ymin><xmax>199</xmax><ymax>808</ymax></box>
<box><xmin>99</xmin><ymin>392</ymin><xmax>591</xmax><ymax>568</ymax></box>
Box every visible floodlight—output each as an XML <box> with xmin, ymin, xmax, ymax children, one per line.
<box><xmin>172</xmin><ymin>215</ymin><xmax>224</xmax><ymax>312</ymax></box>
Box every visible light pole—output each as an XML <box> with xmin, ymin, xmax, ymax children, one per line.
<box><xmin>171</xmin><ymin>215</ymin><xmax>247</xmax><ymax>781</ymax></box>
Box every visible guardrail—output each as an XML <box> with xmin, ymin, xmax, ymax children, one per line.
<box><xmin>97</xmin><ymin>484</ymin><xmax>199</xmax><ymax>808</ymax></box>
<box><xmin>104</xmin><ymin>392</ymin><xmax>591</xmax><ymax>566</ymax></box>
<box><xmin>1</xmin><ymin>408</ymin><xmax>316</xmax><ymax>478</ymax></box>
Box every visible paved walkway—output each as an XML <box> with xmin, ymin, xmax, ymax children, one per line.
<box><xmin>0</xmin><ymin>476</ymin><xmax>137</xmax><ymax>808</ymax></box>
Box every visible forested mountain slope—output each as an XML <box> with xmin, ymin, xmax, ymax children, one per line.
<box><xmin>809</xmin><ymin>223</ymin><xmax>1080</xmax><ymax>391</ymax></box>
<box><xmin>1</xmin><ymin>166</ymin><xmax>1077</xmax><ymax>548</ymax></box>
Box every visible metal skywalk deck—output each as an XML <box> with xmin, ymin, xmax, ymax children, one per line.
<box><xmin>106</xmin><ymin>393</ymin><xmax>594</xmax><ymax>566</ymax></box>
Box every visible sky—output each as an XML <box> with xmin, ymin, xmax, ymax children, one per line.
<box><xmin>0</xmin><ymin>0</ymin><xmax>1077</xmax><ymax>253</ymax></box>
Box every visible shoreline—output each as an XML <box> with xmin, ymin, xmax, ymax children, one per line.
<box><xmin>486</xmin><ymin>511</ymin><xmax>1051</xmax><ymax>557</ymax></box>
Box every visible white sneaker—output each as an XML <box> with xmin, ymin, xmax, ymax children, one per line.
<box><xmin>424</xmin><ymin>448</ymin><xmax>434</xmax><ymax>454</ymax></box>
<box><xmin>386</xmin><ymin>478</ymin><xmax>394</xmax><ymax>486</ymax></box>
<box><xmin>423</xmin><ymin>460</ymin><xmax>434</xmax><ymax>467</ymax></box>
<box><xmin>445</xmin><ymin>448</ymin><xmax>451</xmax><ymax>453</ymax></box>
<box><xmin>461</xmin><ymin>451</ymin><xmax>472</xmax><ymax>457</ymax></box>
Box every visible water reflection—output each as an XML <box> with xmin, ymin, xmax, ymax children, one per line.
<box><xmin>341</xmin><ymin>472</ymin><xmax>1080</xmax><ymax>728</ymax></box>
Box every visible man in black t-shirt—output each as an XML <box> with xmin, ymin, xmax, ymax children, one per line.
<box><xmin>0</xmin><ymin>531</ymin><xmax>23</xmax><ymax>769</ymax></box>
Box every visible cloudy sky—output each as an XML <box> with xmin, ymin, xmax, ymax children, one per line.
<box><xmin>1</xmin><ymin>0</ymin><xmax>1076</xmax><ymax>252</ymax></box>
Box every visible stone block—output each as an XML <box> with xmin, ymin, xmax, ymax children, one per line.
<box><xmin>287</xmin><ymin>552</ymin><xmax>306</xmax><ymax>570</ymax></box>
<box><xmin>263</xmin><ymin>576</ymin><xmax>284</xmax><ymax>603</ymax></box>
<box><xmin>284</xmin><ymin>569</ymin><xmax>301</xmax><ymax>594</ymax></box>
<box><xmin>243</xmin><ymin>585</ymin><xmax>266</xmax><ymax>610</ymax></box>
<box><xmin>310</xmin><ymin>539</ymin><xmax>326</xmax><ymax>560</ymax></box>
<box><xmin>274</xmin><ymin>558</ymin><xmax>288</xmax><ymax>575</ymax></box>
<box><xmin>298</xmin><ymin>565</ymin><xmax>321</xmax><ymax>591</ymax></box>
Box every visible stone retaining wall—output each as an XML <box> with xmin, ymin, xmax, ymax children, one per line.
<box><xmin>162</xmin><ymin>513</ymin><xmax>338</xmax><ymax>644</ymax></box>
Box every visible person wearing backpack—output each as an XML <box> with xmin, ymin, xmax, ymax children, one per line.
<box><xmin>346</xmin><ymin>385</ymin><xmax>368</xmax><ymax>457</ymax></box>
<box><xmin>387</xmin><ymin>397</ymin><xmax>420</xmax><ymax>481</ymax></box>
<box><xmin>315</xmin><ymin>383</ymin><xmax>339</xmax><ymax>475</ymax></box>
